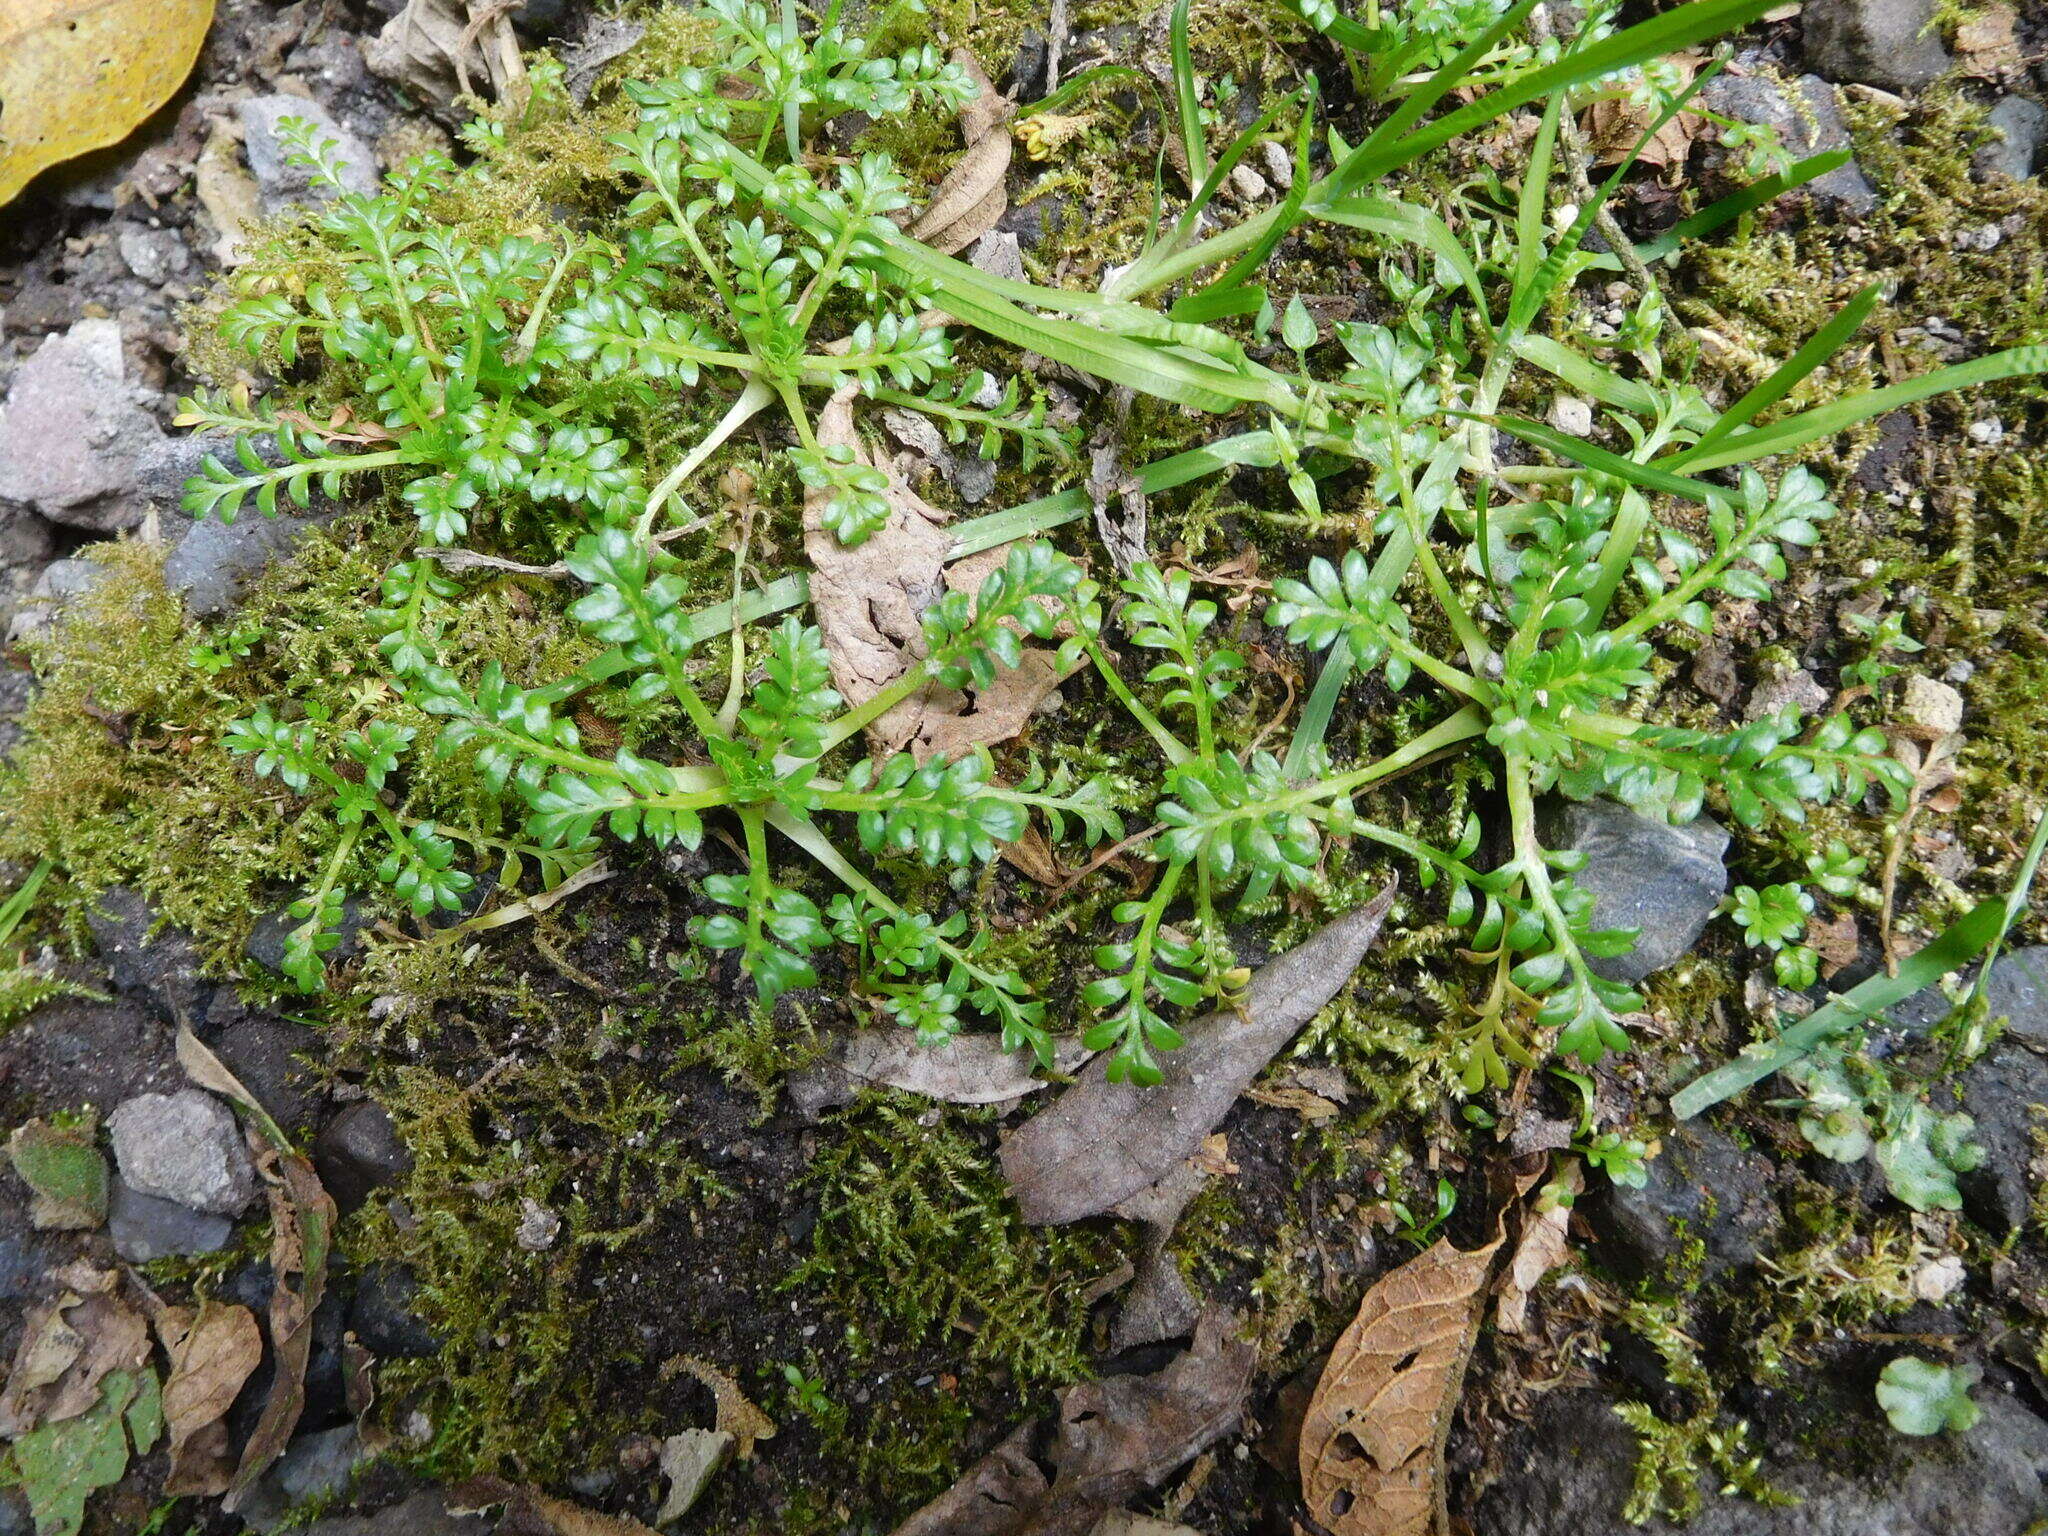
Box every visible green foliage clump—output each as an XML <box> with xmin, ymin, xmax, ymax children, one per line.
<box><xmin>789</xmin><ymin>1093</ymin><xmax>1116</xmax><ymax>1384</ymax></box>
<box><xmin>1777</xmin><ymin>1041</ymin><xmax>1984</xmax><ymax>1212</ymax></box>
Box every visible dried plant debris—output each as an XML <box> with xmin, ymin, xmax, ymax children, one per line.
<box><xmin>0</xmin><ymin>1264</ymin><xmax>152</xmax><ymax>1437</ymax></box>
<box><xmin>1494</xmin><ymin>1162</ymin><xmax>1580</xmax><ymax>1338</ymax></box>
<box><xmin>1002</xmin><ymin>888</ymin><xmax>1395</xmax><ymax>1223</ymax></box>
<box><xmin>661</xmin><ymin>1356</ymin><xmax>777</xmax><ymax>1460</ymax></box>
<box><xmin>10</xmin><ymin>1367</ymin><xmax>161</xmax><ymax>1536</ymax></box>
<box><xmin>907</xmin><ymin>50</ymin><xmax>1013</xmax><ymax>254</ymax></box>
<box><xmin>1298</xmin><ymin>1225</ymin><xmax>1512</xmax><ymax>1535</ymax></box>
<box><xmin>365</xmin><ymin>0</ymin><xmax>530</xmax><ymax>119</ymax></box>
<box><xmin>892</xmin><ymin>1309</ymin><xmax>1256</xmax><ymax>1536</ymax></box>
<box><xmin>788</xmin><ymin>1029</ymin><xmax>1094</xmax><ymax>1117</ymax></box>
<box><xmin>177</xmin><ymin>1024</ymin><xmax>339</xmax><ymax>1510</ymax></box>
<box><xmin>6</xmin><ymin>1112</ymin><xmax>109</xmax><ymax>1230</ymax></box>
<box><xmin>156</xmin><ymin>1301</ymin><xmax>264</xmax><ymax>1497</ymax></box>
<box><xmin>454</xmin><ymin>1477</ymin><xmax>662</xmax><ymax>1536</ymax></box>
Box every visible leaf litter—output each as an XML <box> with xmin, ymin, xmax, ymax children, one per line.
<box><xmin>1001</xmin><ymin>885</ymin><xmax>1396</xmax><ymax>1224</ymax></box>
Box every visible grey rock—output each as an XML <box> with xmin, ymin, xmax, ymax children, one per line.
<box><xmin>559</xmin><ymin>16</ymin><xmax>647</xmax><ymax>104</ymax></box>
<box><xmin>6</xmin><ymin>558</ymin><xmax>108</xmax><ymax>647</ymax></box>
<box><xmin>107</xmin><ymin>1089</ymin><xmax>258</xmax><ymax>1216</ymax></box>
<box><xmin>248</xmin><ymin>893</ymin><xmax>370</xmax><ymax>975</ymax></box>
<box><xmin>108</xmin><ymin>1178</ymin><xmax>235</xmax><ymax>1262</ymax></box>
<box><xmin>1976</xmin><ymin>96</ymin><xmax>2044</xmax><ymax>182</ymax></box>
<box><xmin>0</xmin><ymin>319</ymin><xmax>165</xmax><ymax>532</ymax></box>
<box><xmin>240</xmin><ymin>97</ymin><xmax>381</xmax><ymax>215</ymax></box>
<box><xmin>234</xmin><ymin>1424</ymin><xmax>369</xmax><ymax>1533</ymax></box>
<box><xmin>301</xmin><ymin>1491</ymin><xmax>490</xmax><ymax>1536</ymax></box>
<box><xmin>87</xmin><ymin>885</ymin><xmax>212</xmax><ymax>1020</ymax></box>
<box><xmin>0</xmin><ymin>664</ymin><xmax>31</xmax><ymax>759</ymax></box>
<box><xmin>1891</xmin><ymin>945</ymin><xmax>2048</xmax><ymax>1046</ymax></box>
<box><xmin>1699</xmin><ymin>71</ymin><xmax>1879</xmax><ymax>214</ymax></box>
<box><xmin>315</xmin><ymin>1101</ymin><xmax>414</xmax><ymax>1213</ymax></box>
<box><xmin>1478</xmin><ymin>1386</ymin><xmax>2048</xmax><ymax>1535</ymax></box>
<box><xmin>0</xmin><ymin>1181</ymin><xmax>63</xmax><ymax>1308</ymax></box>
<box><xmin>0</xmin><ymin>1488</ymin><xmax>27</xmax><ymax>1536</ymax></box>
<box><xmin>161</xmin><ymin>501</ymin><xmax>332</xmax><ymax>617</ymax></box>
<box><xmin>1804</xmin><ymin>0</ymin><xmax>1952</xmax><ymax>92</ymax></box>
<box><xmin>209</xmin><ymin>1014</ymin><xmax>322</xmax><ymax>1133</ymax></box>
<box><xmin>1586</xmin><ymin>1122</ymin><xmax>1779</xmax><ymax>1282</ymax></box>
<box><xmin>349</xmin><ymin>1263</ymin><xmax>439</xmax><ymax>1358</ymax></box>
<box><xmin>1538</xmin><ymin>799</ymin><xmax>1730</xmax><ymax>984</ymax></box>
<box><xmin>1957</xmin><ymin>1045</ymin><xmax>2048</xmax><ymax>1235</ymax></box>
<box><xmin>115</xmin><ymin>226</ymin><xmax>193</xmax><ymax>288</ymax></box>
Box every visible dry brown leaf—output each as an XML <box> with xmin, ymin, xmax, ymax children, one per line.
<box><xmin>1189</xmin><ymin>1133</ymin><xmax>1237</xmax><ymax>1178</ymax></box>
<box><xmin>453</xmin><ymin>1477</ymin><xmax>661</xmax><ymax>1536</ymax></box>
<box><xmin>178</xmin><ymin>1024</ymin><xmax>339</xmax><ymax>1512</ymax></box>
<box><xmin>1002</xmin><ymin>822</ymin><xmax>1066</xmax><ymax>885</ymax></box>
<box><xmin>788</xmin><ymin>1029</ymin><xmax>1093</xmax><ymax>1117</ymax></box>
<box><xmin>0</xmin><ymin>1268</ymin><xmax>151</xmax><ymax>1437</ymax></box>
<box><xmin>1297</xmin><ymin>1235</ymin><xmax>1504</xmax><ymax>1536</ymax></box>
<box><xmin>907</xmin><ymin>50</ymin><xmax>1011</xmax><ymax>254</ymax></box>
<box><xmin>1954</xmin><ymin>4</ymin><xmax>2019</xmax><ymax>73</ymax></box>
<box><xmin>158</xmin><ymin>1302</ymin><xmax>263</xmax><ymax>1496</ymax></box>
<box><xmin>365</xmin><ymin>0</ymin><xmax>530</xmax><ymax>119</ymax></box>
<box><xmin>804</xmin><ymin>389</ymin><xmax>1071</xmax><ymax>759</ymax></box>
<box><xmin>1495</xmin><ymin>1162</ymin><xmax>1580</xmax><ymax>1337</ymax></box>
<box><xmin>1243</xmin><ymin>1084</ymin><xmax>1342</xmax><ymax>1122</ymax></box>
<box><xmin>663</xmin><ymin>1357</ymin><xmax>776</xmax><ymax>1460</ymax></box>
<box><xmin>1581</xmin><ymin>55</ymin><xmax>1704</xmax><ymax>171</ymax></box>
<box><xmin>0</xmin><ymin>0</ymin><xmax>216</xmax><ymax>206</ymax></box>
<box><xmin>1002</xmin><ymin>888</ymin><xmax>1395</xmax><ymax>1225</ymax></box>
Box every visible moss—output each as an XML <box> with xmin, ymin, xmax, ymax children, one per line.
<box><xmin>789</xmin><ymin>1092</ymin><xmax>1120</xmax><ymax>1386</ymax></box>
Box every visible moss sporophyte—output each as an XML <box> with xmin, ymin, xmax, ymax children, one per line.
<box><xmin>168</xmin><ymin>0</ymin><xmax>2045</xmax><ymax>1087</ymax></box>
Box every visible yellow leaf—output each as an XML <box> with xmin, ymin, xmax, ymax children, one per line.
<box><xmin>0</xmin><ymin>0</ymin><xmax>216</xmax><ymax>206</ymax></box>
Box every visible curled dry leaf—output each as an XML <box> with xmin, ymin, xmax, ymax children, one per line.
<box><xmin>1495</xmin><ymin>1161</ymin><xmax>1580</xmax><ymax>1338</ymax></box>
<box><xmin>907</xmin><ymin>50</ymin><xmax>1012</xmax><ymax>254</ymax></box>
<box><xmin>805</xmin><ymin>389</ymin><xmax>1071</xmax><ymax>758</ymax></box>
<box><xmin>1297</xmin><ymin>1235</ymin><xmax>1505</xmax><ymax>1536</ymax></box>
<box><xmin>0</xmin><ymin>0</ymin><xmax>216</xmax><ymax>206</ymax></box>
<box><xmin>453</xmin><ymin>1476</ymin><xmax>660</xmax><ymax>1536</ymax></box>
<box><xmin>366</xmin><ymin>0</ymin><xmax>530</xmax><ymax>119</ymax></box>
<box><xmin>1581</xmin><ymin>53</ymin><xmax>1703</xmax><ymax>171</ymax></box>
<box><xmin>177</xmin><ymin>1023</ymin><xmax>339</xmax><ymax>1511</ymax></box>
<box><xmin>788</xmin><ymin>1029</ymin><xmax>1094</xmax><ymax>1118</ymax></box>
<box><xmin>157</xmin><ymin>1301</ymin><xmax>264</xmax><ymax>1496</ymax></box>
<box><xmin>1001</xmin><ymin>886</ymin><xmax>1396</xmax><ymax>1225</ymax></box>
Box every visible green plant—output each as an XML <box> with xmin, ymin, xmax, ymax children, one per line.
<box><xmin>780</xmin><ymin>1363</ymin><xmax>832</xmax><ymax>1419</ymax></box>
<box><xmin>176</xmin><ymin>0</ymin><xmax>2046</xmax><ymax>1090</ymax></box>
<box><xmin>1876</xmin><ymin>1356</ymin><xmax>1980</xmax><ymax>1436</ymax></box>
<box><xmin>1728</xmin><ymin>881</ymin><xmax>1819</xmax><ymax>990</ymax></box>
<box><xmin>1389</xmin><ymin>1174</ymin><xmax>1458</xmax><ymax>1244</ymax></box>
<box><xmin>1777</xmin><ymin>1042</ymin><xmax>1984</xmax><ymax>1212</ymax></box>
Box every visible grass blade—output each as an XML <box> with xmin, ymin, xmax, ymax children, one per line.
<box><xmin>1170</xmin><ymin>0</ymin><xmax>1209</xmax><ymax>187</ymax></box>
<box><xmin>1633</xmin><ymin>150</ymin><xmax>1852</xmax><ymax>262</ymax></box>
<box><xmin>1664</xmin><ymin>345</ymin><xmax>2048</xmax><ymax>471</ymax></box>
<box><xmin>1684</xmin><ymin>283</ymin><xmax>1880</xmax><ymax>458</ymax></box>
<box><xmin>1475</xmin><ymin>412</ymin><xmax>1722</xmax><ymax>503</ymax></box>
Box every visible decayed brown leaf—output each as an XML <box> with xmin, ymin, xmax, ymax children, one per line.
<box><xmin>365</xmin><ymin>0</ymin><xmax>530</xmax><ymax>119</ymax></box>
<box><xmin>804</xmin><ymin>389</ymin><xmax>1071</xmax><ymax>759</ymax></box>
<box><xmin>1495</xmin><ymin>1162</ymin><xmax>1580</xmax><ymax>1338</ymax></box>
<box><xmin>0</xmin><ymin>0</ymin><xmax>216</xmax><ymax>206</ymax></box>
<box><xmin>662</xmin><ymin>1357</ymin><xmax>776</xmax><ymax>1460</ymax></box>
<box><xmin>1297</xmin><ymin>1234</ymin><xmax>1505</xmax><ymax>1536</ymax></box>
<box><xmin>1581</xmin><ymin>55</ymin><xmax>1704</xmax><ymax>171</ymax></box>
<box><xmin>453</xmin><ymin>1476</ymin><xmax>661</xmax><ymax>1536</ymax></box>
<box><xmin>178</xmin><ymin>1024</ymin><xmax>338</xmax><ymax>1512</ymax></box>
<box><xmin>1002</xmin><ymin>887</ymin><xmax>1395</xmax><ymax>1225</ymax></box>
<box><xmin>1954</xmin><ymin>4</ymin><xmax>2020</xmax><ymax>74</ymax></box>
<box><xmin>907</xmin><ymin>50</ymin><xmax>1012</xmax><ymax>254</ymax></box>
<box><xmin>157</xmin><ymin>1301</ymin><xmax>264</xmax><ymax>1496</ymax></box>
<box><xmin>0</xmin><ymin>1265</ymin><xmax>151</xmax><ymax>1437</ymax></box>
<box><xmin>890</xmin><ymin>1309</ymin><xmax>1256</xmax><ymax>1536</ymax></box>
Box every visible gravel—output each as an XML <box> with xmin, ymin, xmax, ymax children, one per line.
<box><xmin>107</xmin><ymin>1089</ymin><xmax>258</xmax><ymax>1216</ymax></box>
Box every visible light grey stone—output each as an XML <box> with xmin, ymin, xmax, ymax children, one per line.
<box><xmin>1804</xmin><ymin>0</ymin><xmax>1952</xmax><ymax>92</ymax></box>
<box><xmin>6</xmin><ymin>559</ymin><xmax>109</xmax><ymax>647</ymax></box>
<box><xmin>240</xmin><ymin>97</ymin><xmax>381</xmax><ymax>215</ymax></box>
<box><xmin>300</xmin><ymin>1491</ymin><xmax>489</xmax><ymax>1536</ymax></box>
<box><xmin>1540</xmin><ymin>799</ymin><xmax>1730</xmax><ymax>984</ymax></box>
<box><xmin>234</xmin><ymin>1425</ymin><xmax>369</xmax><ymax>1533</ymax></box>
<box><xmin>160</xmin><ymin>505</ymin><xmax>333</xmax><ymax>617</ymax></box>
<box><xmin>1699</xmin><ymin>71</ymin><xmax>1879</xmax><ymax>215</ymax></box>
<box><xmin>107</xmin><ymin>1089</ymin><xmax>257</xmax><ymax>1216</ymax></box>
<box><xmin>0</xmin><ymin>320</ymin><xmax>164</xmax><ymax>532</ymax></box>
